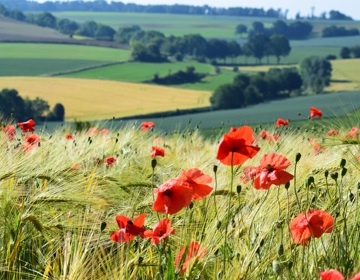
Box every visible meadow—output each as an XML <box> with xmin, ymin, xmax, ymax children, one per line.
<box><xmin>1</xmin><ymin>109</ymin><xmax>359</xmax><ymax>279</ymax></box>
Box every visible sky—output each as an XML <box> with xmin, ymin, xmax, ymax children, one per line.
<box><xmin>34</xmin><ymin>0</ymin><xmax>360</xmax><ymax>20</ymax></box>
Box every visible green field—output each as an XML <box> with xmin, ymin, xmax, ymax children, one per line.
<box><xmin>0</xmin><ymin>43</ymin><xmax>130</xmax><ymax>76</ymax></box>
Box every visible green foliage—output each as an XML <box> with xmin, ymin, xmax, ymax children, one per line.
<box><xmin>47</xmin><ymin>103</ymin><xmax>65</xmax><ymax>121</ymax></box>
<box><xmin>300</xmin><ymin>56</ymin><xmax>332</xmax><ymax>94</ymax></box>
<box><xmin>151</xmin><ymin>66</ymin><xmax>207</xmax><ymax>85</ymax></box>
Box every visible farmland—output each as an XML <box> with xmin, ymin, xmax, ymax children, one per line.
<box><xmin>0</xmin><ymin>77</ymin><xmax>211</xmax><ymax>121</ymax></box>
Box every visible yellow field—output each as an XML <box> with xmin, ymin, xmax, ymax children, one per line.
<box><xmin>0</xmin><ymin>77</ymin><xmax>211</xmax><ymax>121</ymax></box>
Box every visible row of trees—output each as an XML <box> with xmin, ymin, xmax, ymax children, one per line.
<box><xmin>210</xmin><ymin>67</ymin><xmax>302</xmax><ymax>110</ymax></box>
<box><xmin>0</xmin><ymin>89</ymin><xmax>65</xmax><ymax>122</ymax></box>
<box><xmin>236</xmin><ymin>20</ymin><xmax>313</xmax><ymax>40</ymax></box>
<box><xmin>123</xmin><ymin>26</ymin><xmax>291</xmax><ymax>64</ymax></box>
<box><xmin>322</xmin><ymin>25</ymin><xmax>359</xmax><ymax>37</ymax></box>
<box><xmin>0</xmin><ymin>0</ymin><xmax>284</xmax><ymax>18</ymax></box>
<box><xmin>340</xmin><ymin>46</ymin><xmax>360</xmax><ymax>59</ymax></box>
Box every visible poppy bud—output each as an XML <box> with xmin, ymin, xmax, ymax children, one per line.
<box><xmin>277</xmin><ymin>244</ymin><xmax>284</xmax><ymax>257</ymax></box>
<box><xmin>349</xmin><ymin>192</ymin><xmax>355</xmax><ymax>203</ymax></box>
<box><xmin>358</xmin><ymin>181</ymin><xmax>360</xmax><ymax>190</ymax></box>
<box><xmin>272</xmin><ymin>260</ymin><xmax>282</xmax><ymax>275</ymax></box>
<box><xmin>284</xmin><ymin>182</ymin><xmax>290</xmax><ymax>189</ymax></box>
<box><xmin>307</xmin><ymin>176</ymin><xmax>315</xmax><ymax>186</ymax></box>
<box><xmin>189</xmin><ymin>201</ymin><xmax>194</xmax><ymax>210</ymax></box>
<box><xmin>151</xmin><ymin>159</ymin><xmax>157</xmax><ymax>169</ymax></box>
<box><xmin>100</xmin><ymin>222</ymin><xmax>107</xmax><ymax>232</ymax></box>
<box><xmin>115</xmin><ymin>138</ymin><xmax>118</xmax><ymax>143</ymax></box>
<box><xmin>287</xmin><ymin>261</ymin><xmax>293</xmax><ymax>270</ymax></box>
<box><xmin>236</xmin><ymin>185</ymin><xmax>242</xmax><ymax>194</ymax></box>
<box><xmin>138</xmin><ymin>257</ymin><xmax>143</xmax><ymax>264</ymax></box>
<box><xmin>214</xmin><ymin>249</ymin><xmax>219</xmax><ymax>256</ymax></box>
<box><xmin>324</xmin><ymin>170</ymin><xmax>329</xmax><ymax>178</ymax></box>
<box><xmin>231</xmin><ymin>219</ymin><xmax>236</xmax><ymax>228</ymax></box>
<box><xmin>331</xmin><ymin>173</ymin><xmax>338</xmax><ymax>182</ymax></box>
<box><xmin>295</xmin><ymin>153</ymin><xmax>301</xmax><ymax>163</ymax></box>
<box><xmin>216</xmin><ymin>221</ymin><xmax>221</xmax><ymax>230</ymax></box>
<box><xmin>341</xmin><ymin>167</ymin><xmax>347</xmax><ymax>177</ymax></box>
<box><xmin>340</xmin><ymin>159</ymin><xmax>346</xmax><ymax>168</ymax></box>
<box><xmin>213</xmin><ymin>165</ymin><xmax>218</xmax><ymax>173</ymax></box>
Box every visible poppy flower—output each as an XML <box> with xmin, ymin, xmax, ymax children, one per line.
<box><xmin>259</xmin><ymin>130</ymin><xmax>281</xmax><ymax>142</ymax></box>
<box><xmin>153</xmin><ymin>178</ymin><xmax>193</xmax><ymax>214</ymax></box>
<box><xmin>327</xmin><ymin>129</ymin><xmax>339</xmax><ymax>136</ymax></box>
<box><xmin>240</xmin><ymin>166</ymin><xmax>262</xmax><ymax>184</ymax></box>
<box><xmin>23</xmin><ymin>134</ymin><xmax>40</xmax><ymax>152</ymax></box>
<box><xmin>310</xmin><ymin>107</ymin><xmax>322</xmax><ymax>119</ymax></box>
<box><xmin>65</xmin><ymin>134</ymin><xmax>74</xmax><ymax>140</ymax></box>
<box><xmin>110</xmin><ymin>213</ymin><xmax>146</xmax><ymax>243</ymax></box>
<box><xmin>18</xmin><ymin>119</ymin><xmax>35</xmax><ymax>133</ymax></box>
<box><xmin>2</xmin><ymin>125</ymin><xmax>16</xmax><ymax>141</ymax></box>
<box><xmin>87</xmin><ymin>127</ymin><xmax>98</xmax><ymax>135</ymax></box>
<box><xmin>99</xmin><ymin>128</ymin><xmax>109</xmax><ymax>135</ymax></box>
<box><xmin>104</xmin><ymin>156</ymin><xmax>116</xmax><ymax>167</ymax></box>
<box><xmin>177</xmin><ymin>168</ymin><xmax>213</xmax><ymax>200</ymax></box>
<box><xmin>253</xmin><ymin>153</ymin><xmax>294</xmax><ymax>190</ymax></box>
<box><xmin>217</xmin><ymin>126</ymin><xmax>260</xmax><ymax>166</ymax></box>
<box><xmin>141</xmin><ymin>121</ymin><xmax>155</xmax><ymax>131</ymax></box>
<box><xmin>344</xmin><ymin>127</ymin><xmax>358</xmax><ymax>139</ymax></box>
<box><xmin>175</xmin><ymin>241</ymin><xmax>206</xmax><ymax>274</ymax></box>
<box><xmin>319</xmin><ymin>269</ymin><xmax>344</xmax><ymax>280</ymax></box>
<box><xmin>350</xmin><ymin>272</ymin><xmax>360</xmax><ymax>280</ymax></box>
<box><xmin>290</xmin><ymin>209</ymin><xmax>334</xmax><ymax>246</ymax></box>
<box><xmin>143</xmin><ymin>218</ymin><xmax>175</xmax><ymax>245</ymax></box>
<box><xmin>275</xmin><ymin>118</ymin><xmax>289</xmax><ymax>128</ymax></box>
<box><xmin>151</xmin><ymin>146</ymin><xmax>165</xmax><ymax>158</ymax></box>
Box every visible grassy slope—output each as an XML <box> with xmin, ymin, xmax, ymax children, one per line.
<box><xmin>0</xmin><ymin>77</ymin><xmax>211</xmax><ymax>121</ymax></box>
<box><xmin>0</xmin><ymin>43</ymin><xmax>131</xmax><ymax>76</ymax></box>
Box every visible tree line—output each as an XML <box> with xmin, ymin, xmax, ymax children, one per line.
<box><xmin>322</xmin><ymin>25</ymin><xmax>359</xmax><ymax>37</ymax></box>
<box><xmin>340</xmin><ymin>46</ymin><xmax>360</xmax><ymax>59</ymax></box>
<box><xmin>0</xmin><ymin>89</ymin><xmax>65</xmax><ymax>122</ymax></box>
<box><xmin>0</xmin><ymin>0</ymin><xmax>284</xmax><ymax>18</ymax></box>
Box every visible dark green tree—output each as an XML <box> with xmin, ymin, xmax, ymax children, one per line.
<box><xmin>270</xmin><ymin>34</ymin><xmax>291</xmax><ymax>64</ymax></box>
<box><xmin>95</xmin><ymin>25</ymin><xmax>116</xmax><ymax>41</ymax></box>
<box><xmin>210</xmin><ymin>84</ymin><xmax>245</xmax><ymax>110</ymax></box>
<box><xmin>340</xmin><ymin>47</ymin><xmax>351</xmax><ymax>59</ymax></box>
<box><xmin>246</xmin><ymin>33</ymin><xmax>271</xmax><ymax>64</ymax></box>
<box><xmin>235</xmin><ymin>24</ymin><xmax>247</xmax><ymax>36</ymax></box>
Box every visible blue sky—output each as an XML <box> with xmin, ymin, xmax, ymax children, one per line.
<box><xmin>35</xmin><ymin>0</ymin><xmax>360</xmax><ymax>20</ymax></box>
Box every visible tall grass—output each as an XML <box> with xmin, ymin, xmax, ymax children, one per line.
<box><xmin>0</xmin><ymin>115</ymin><xmax>359</xmax><ymax>279</ymax></box>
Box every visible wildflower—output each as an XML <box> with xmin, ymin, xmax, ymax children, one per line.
<box><xmin>178</xmin><ymin>168</ymin><xmax>213</xmax><ymax>200</ymax></box>
<box><xmin>327</xmin><ymin>129</ymin><xmax>339</xmax><ymax>136</ymax></box>
<box><xmin>344</xmin><ymin>127</ymin><xmax>358</xmax><ymax>139</ymax></box>
<box><xmin>217</xmin><ymin>126</ymin><xmax>260</xmax><ymax>166</ymax></box>
<box><xmin>253</xmin><ymin>153</ymin><xmax>294</xmax><ymax>190</ymax></box>
<box><xmin>110</xmin><ymin>213</ymin><xmax>146</xmax><ymax>243</ymax></box>
<box><xmin>18</xmin><ymin>119</ymin><xmax>35</xmax><ymax>133</ymax></box>
<box><xmin>71</xmin><ymin>163</ymin><xmax>80</xmax><ymax>170</ymax></box>
<box><xmin>143</xmin><ymin>218</ymin><xmax>175</xmax><ymax>245</ymax></box>
<box><xmin>99</xmin><ymin>128</ymin><xmax>109</xmax><ymax>135</ymax></box>
<box><xmin>153</xmin><ymin>178</ymin><xmax>193</xmax><ymax>214</ymax></box>
<box><xmin>276</xmin><ymin>118</ymin><xmax>289</xmax><ymax>128</ymax></box>
<box><xmin>2</xmin><ymin>125</ymin><xmax>16</xmax><ymax>141</ymax></box>
<box><xmin>290</xmin><ymin>209</ymin><xmax>334</xmax><ymax>246</ymax></box>
<box><xmin>23</xmin><ymin>134</ymin><xmax>40</xmax><ymax>152</ymax></box>
<box><xmin>240</xmin><ymin>166</ymin><xmax>262</xmax><ymax>184</ymax></box>
<box><xmin>151</xmin><ymin>146</ymin><xmax>165</xmax><ymax>158</ymax></box>
<box><xmin>350</xmin><ymin>272</ymin><xmax>360</xmax><ymax>280</ymax></box>
<box><xmin>141</xmin><ymin>121</ymin><xmax>155</xmax><ymax>131</ymax></box>
<box><xmin>65</xmin><ymin>134</ymin><xmax>74</xmax><ymax>140</ymax></box>
<box><xmin>175</xmin><ymin>241</ymin><xmax>206</xmax><ymax>274</ymax></box>
<box><xmin>87</xmin><ymin>127</ymin><xmax>98</xmax><ymax>135</ymax></box>
<box><xmin>319</xmin><ymin>269</ymin><xmax>344</xmax><ymax>280</ymax></box>
<box><xmin>310</xmin><ymin>107</ymin><xmax>322</xmax><ymax>119</ymax></box>
<box><xmin>104</xmin><ymin>156</ymin><xmax>116</xmax><ymax>167</ymax></box>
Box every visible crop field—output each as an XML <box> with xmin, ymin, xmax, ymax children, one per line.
<box><xmin>0</xmin><ymin>43</ymin><xmax>130</xmax><ymax>76</ymax></box>
<box><xmin>61</xmin><ymin>61</ymin><xmax>214</xmax><ymax>82</ymax></box>
<box><xmin>0</xmin><ymin>77</ymin><xmax>211</xmax><ymax>121</ymax></box>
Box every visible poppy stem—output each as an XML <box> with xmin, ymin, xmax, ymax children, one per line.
<box><xmin>223</xmin><ymin>152</ymin><xmax>234</xmax><ymax>275</ymax></box>
<box><xmin>152</xmin><ymin>165</ymin><xmax>161</xmax><ymax>222</ymax></box>
<box><xmin>293</xmin><ymin>159</ymin><xmax>302</xmax><ymax>213</ymax></box>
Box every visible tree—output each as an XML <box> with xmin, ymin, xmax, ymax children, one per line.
<box><xmin>329</xmin><ymin>10</ymin><xmax>352</xmax><ymax>20</ymax></box>
<box><xmin>252</xmin><ymin>21</ymin><xmax>265</xmax><ymax>34</ymax></box>
<box><xmin>25</xmin><ymin>97</ymin><xmax>50</xmax><ymax>120</ymax></box>
<box><xmin>351</xmin><ymin>46</ymin><xmax>360</xmax><ymax>58</ymax></box>
<box><xmin>300</xmin><ymin>56</ymin><xmax>332</xmax><ymax>94</ymax></box>
<box><xmin>35</xmin><ymin>12</ymin><xmax>57</xmax><ymax>28</ymax></box>
<box><xmin>270</xmin><ymin>34</ymin><xmax>291</xmax><ymax>64</ymax></box>
<box><xmin>47</xmin><ymin>103</ymin><xmax>65</xmax><ymax>121</ymax></box>
<box><xmin>340</xmin><ymin>47</ymin><xmax>351</xmax><ymax>59</ymax></box>
<box><xmin>57</xmin><ymin>18</ymin><xmax>79</xmax><ymax>36</ymax></box>
<box><xmin>246</xmin><ymin>33</ymin><xmax>271</xmax><ymax>64</ymax></box>
<box><xmin>76</xmin><ymin>21</ymin><xmax>98</xmax><ymax>38</ymax></box>
<box><xmin>95</xmin><ymin>24</ymin><xmax>116</xmax><ymax>41</ymax></box>
<box><xmin>115</xmin><ymin>25</ymin><xmax>141</xmax><ymax>44</ymax></box>
<box><xmin>235</xmin><ymin>24</ymin><xmax>247</xmax><ymax>36</ymax></box>
<box><xmin>227</xmin><ymin>40</ymin><xmax>242</xmax><ymax>63</ymax></box>
<box><xmin>271</xmin><ymin>20</ymin><xmax>288</xmax><ymax>36</ymax></box>
<box><xmin>243</xmin><ymin>85</ymin><xmax>263</xmax><ymax>105</ymax></box>
<box><xmin>210</xmin><ymin>83</ymin><xmax>244</xmax><ymax>110</ymax></box>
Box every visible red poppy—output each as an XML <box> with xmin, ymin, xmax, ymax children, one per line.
<box><xmin>99</xmin><ymin>128</ymin><xmax>109</xmax><ymax>135</ymax></box>
<box><xmin>253</xmin><ymin>153</ymin><xmax>294</xmax><ymax>190</ymax></box>
<box><xmin>290</xmin><ymin>209</ymin><xmax>334</xmax><ymax>246</ymax></box>
<box><xmin>65</xmin><ymin>134</ymin><xmax>74</xmax><ymax>140</ymax></box>
<box><xmin>350</xmin><ymin>272</ymin><xmax>360</xmax><ymax>280</ymax></box>
<box><xmin>310</xmin><ymin>107</ymin><xmax>322</xmax><ymax>119</ymax></box>
<box><xmin>319</xmin><ymin>269</ymin><xmax>344</xmax><ymax>280</ymax></box>
<box><xmin>71</xmin><ymin>163</ymin><xmax>80</xmax><ymax>171</ymax></box>
<box><xmin>23</xmin><ymin>134</ymin><xmax>40</xmax><ymax>152</ymax></box>
<box><xmin>178</xmin><ymin>168</ymin><xmax>213</xmax><ymax>200</ymax></box>
<box><xmin>2</xmin><ymin>125</ymin><xmax>16</xmax><ymax>141</ymax></box>
<box><xmin>175</xmin><ymin>241</ymin><xmax>206</xmax><ymax>274</ymax></box>
<box><xmin>141</xmin><ymin>121</ymin><xmax>155</xmax><ymax>131</ymax></box>
<box><xmin>110</xmin><ymin>213</ymin><xmax>146</xmax><ymax>243</ymax></box>
<box><xmin>327</xmin><ymin>129</ymin><xmax>339</xmax><ymax>136</ymax></box>
<box><xmin>217</xmin><ymin>126</ymin><xmax>260</xmax><ymax>166</ymax></box>
<box><xmin>153</xmin><ymin>178</ymin><xmax>193</xmax><ymax>214</ymax></box>
<box><xmin>143</xmin><ymin>218</ymin><xmax>175</xmax><ymax>245</ymax></box>
<box><xmin>104</xmin><ymin>156</ymin><xmax>116</xmax><ymax>167</ymax></box>
<box><xmin>240</xmin><ymin>166</ymin><xmax>262</xmax><ymax>184</ymax></box>
<box><xmin>344</xmin><ymin>127</ymin><xmax>358</xmax><ymax>139</ymax></box>
<box><xmin>18</xmin><ymin>119</ymin><xmax>35</xmax><ymax>133</ymax></box>
<box><xmin>151</xmin><ymin>146</ymin><xmax>165</xmax><ymax>158</ymax></box>
<box><xmin>87</xmin><ymin>127</ymin><xmax>98</xmax><ymax>135</ymax></box>
<box><xmin>259</xmin><ymin>130</ymin><xmax>281</xmax><ymax>142</ymax></box>
<box><xmin>275</xmin><ymin>118</ymin><xmax>289</xmax><ymax>128</ymax></box>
